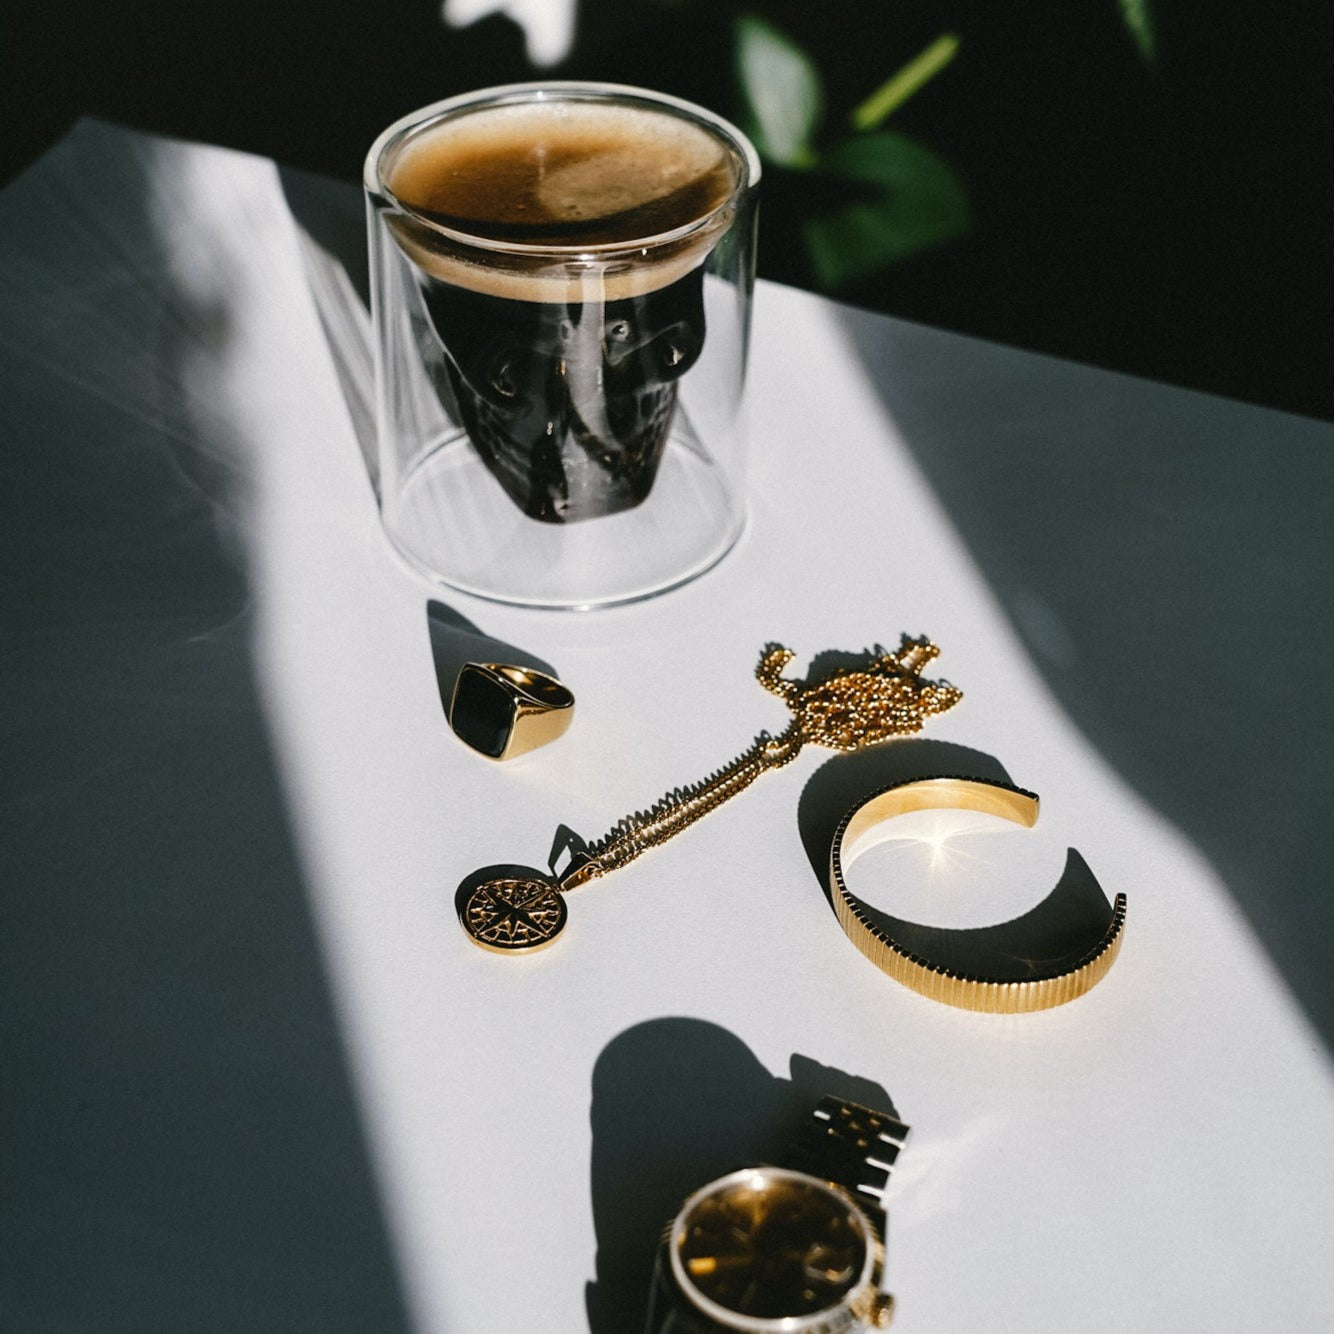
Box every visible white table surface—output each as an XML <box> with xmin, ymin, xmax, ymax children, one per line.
<box><xmin>3</xmin><ymin>121</ymin><xmax>1333</xmax><ymax>1334</ymax></box>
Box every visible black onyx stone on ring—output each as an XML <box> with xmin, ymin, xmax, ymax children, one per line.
<box><xmin>448</xmin><ymin>662</ymin><xmax>575</xmax><ymax>761</ymax></box>
<box><xmin>450</xmin><ymin>667</ymin><xmax>514</xmax><ymax>757</ymax></box>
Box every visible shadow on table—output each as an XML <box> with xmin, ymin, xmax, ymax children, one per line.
<box><xmin>279</xmin><ymin>163</ymin><xmax>378</xmax><ymax>493</ymax></box>
<box><xmin>0</xmin><ymin>122</ymin><xmax>409</xmax><ymax>1334</ymax></box>
<box><xmin>835</xmin><ymin>306</ymin><xmax>1334</xmax><ymax>1047</ymax></box>
<box><xmin>584</xmin><ymin>1018</ymin><xmax>898</xmax><ymax>1334</ymax></box>
<box><xmin>425</xmin><ymin>598</ymin><xmax>559</xmax><ymax>721</ymax></box>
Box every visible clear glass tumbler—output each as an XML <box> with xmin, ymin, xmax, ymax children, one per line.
<box><xmin>364</xmin><ymin>82</ymin><xmax>760</xmax><ymax>609</ymax></box>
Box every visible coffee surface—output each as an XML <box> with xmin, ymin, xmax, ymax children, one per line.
<box><xmin>386</xmin><ymin>100</ymin><xmax>738</xmax><ymax>248</ymax></box>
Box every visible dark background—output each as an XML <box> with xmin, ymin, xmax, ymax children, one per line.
<box><xmin>3</xmin><ymin>0</ymin><xmax>1333</xmax><ymax>422</ymax></box>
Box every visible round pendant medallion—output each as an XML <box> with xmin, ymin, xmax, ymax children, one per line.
<box><xmin>461</xmin><ymin>876</ymin><xmax>567</xmax><ymax>952</ymax></box>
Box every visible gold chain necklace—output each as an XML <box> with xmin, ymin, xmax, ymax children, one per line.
<box><xmin>458</xmin><ymin>636</ymin><xmax>962</xmax><ymax>953</ymax></box>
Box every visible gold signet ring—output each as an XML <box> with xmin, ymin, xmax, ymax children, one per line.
<box><xmin>448</xmin><ymin>663</ymin><xmax>574</xmax><ymax>761</ymax></box>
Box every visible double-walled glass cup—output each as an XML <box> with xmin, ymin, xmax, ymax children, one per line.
<box><xmin>365</xmin><ymin>83</ymin><xmax>760</xmax><ymax>609</ymax></box>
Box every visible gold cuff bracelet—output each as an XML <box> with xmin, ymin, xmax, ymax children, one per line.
<box><xmin>828</xmin><ymin>776</ymin><xmax>1126</xmax><ymax>1013</ymax></box>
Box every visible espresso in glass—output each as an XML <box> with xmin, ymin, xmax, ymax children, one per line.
<box><xmin>381</xmin><ymin>97</ymin><xmax>744</xmax><ymax>523</ymax></box>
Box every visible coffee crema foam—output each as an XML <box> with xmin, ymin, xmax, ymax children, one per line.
<box><xmin>383</xmin><ymin>100</ymin><xmax>740</xmax><ymax>302</ymax></box>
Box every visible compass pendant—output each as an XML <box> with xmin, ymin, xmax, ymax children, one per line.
<box><xmin>460</xmin><ymin>876</ymin><xmax>567</xmax><ymax>953</ymax></box>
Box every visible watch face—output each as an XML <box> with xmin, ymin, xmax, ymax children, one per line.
<box><xmin>670</xmin><ymin>1167</ymin><xmax>874</xmax><ymax>1331</ymax></box>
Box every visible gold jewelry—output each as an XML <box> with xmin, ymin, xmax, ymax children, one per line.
<box><xmin>648</xmin><ymin>1096</ymin><xmax>910</xmax><ymax>1333</ymax></box>
<box><xmin>828</xmin><ymin>776</ymin><xmax>1126</xmax><ymax>1012</ymax></box>
<box><xmin>458</xmin><ymin>637</ymin><xmax>962</xmax><ymax>952</ymax></box>
<box><xmin>668</xmin><ymin>1168</ymin><xmax>889</xmax><ymax>1331</ymax></box>
<box><xmin>448</xmin><ymin>662</ymin><xmax>574</xmax><ymax>761</ymax></box>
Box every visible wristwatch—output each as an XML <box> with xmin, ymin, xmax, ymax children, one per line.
<box><xmin>644</xmin><ymin>1096</ymin><xmax>910</xmax><ymax>1333</ymax></box>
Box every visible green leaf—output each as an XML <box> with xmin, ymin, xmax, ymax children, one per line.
<box><xmin>734</xmin><ymin>13</ymin><xmax>823</xmax><ymax>168</ymax></box>
<box><xmin>851</xmin><ymin>33</ymin><xmax>961</xmax><ymax>132</ymax></box>
<box><xmin>803</xmin><ymin>133</ymin><xmax>969</xmax><ymax>289</ymax></box>
<box><xmin>1117</xmin><ymin>0</ymin><xmax>1157</xmax><ymax>63</ymax></box>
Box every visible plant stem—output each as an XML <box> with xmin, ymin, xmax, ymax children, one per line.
<box><xmin>851</xmin><ymin>32</ymin><xmax>960</xmax><ymax>132</ymax></box>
